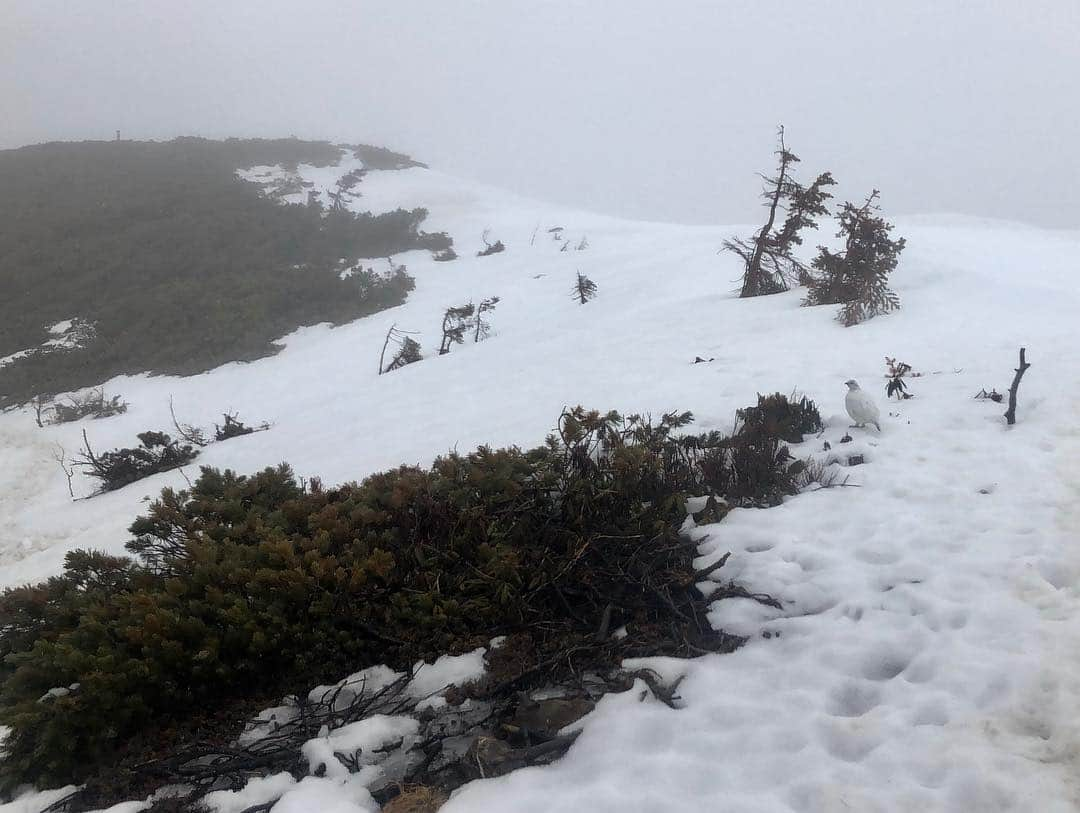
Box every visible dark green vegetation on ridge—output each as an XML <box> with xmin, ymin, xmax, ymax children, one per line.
<box><xmin>0</xmin><ymin>137</ymin><xmax>449</xmax><ymax>407</ymax></box>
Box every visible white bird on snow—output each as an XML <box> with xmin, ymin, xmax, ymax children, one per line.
<box><xmin>845</xmin><ymin>380</ymin><xmax>881</xmax><ymax>431</ymax></box>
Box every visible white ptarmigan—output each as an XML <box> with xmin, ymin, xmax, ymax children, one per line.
<box><xmin>844</xmin><ymin>380</ymin><xmax>881</xmax><ymax>431</ymax></box>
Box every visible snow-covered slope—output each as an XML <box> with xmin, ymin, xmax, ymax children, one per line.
<box><xmin>1</xmin><ymin>159</ymin><xmax>1079</xmax><ymax>812</ymax></box>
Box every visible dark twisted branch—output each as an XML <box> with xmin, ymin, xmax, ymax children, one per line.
<box><xmin>1004</xmin><ymin>347</ymin><xmax>1031</xmax><ymax>426</ymax></box>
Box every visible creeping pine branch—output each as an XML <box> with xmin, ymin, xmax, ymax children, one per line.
<box><xmin>1004</xmin><ymin>347</ymin><xmax>1031</xmax><ymax>426</ymax></box>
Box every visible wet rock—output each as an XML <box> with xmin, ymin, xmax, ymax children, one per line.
<box><xmin>510</xmin><ymin>697</ymin><xmax>594</xmax><ymax>740</ymax></box>
<box><xmin>466</xmin><ymin>734</ymin><xmax>517</xmax><ymax>778</ymax></box>
<box><xmin>692</xmin><ymin>495</ymin><xmax>729</xmax><ymax>525</ymax></box>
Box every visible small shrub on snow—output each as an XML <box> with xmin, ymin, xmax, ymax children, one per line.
<box><xmin>385</xmin><ymin>336</ymin><xmax>423</xmax><ymax>372</ymax></box>
<box><xmin>76</xmin><ymin>430</ymin><xmax>198</xmax><ymax>493</ymax></box>
<box><xmin>974</xmin><ymin>387</ymin><xmax>1004</xmax><ymax>403</ymax></box>
<box><xmin>476</xmin><ymin>229</ymin><xmax>505</xmax><ymax>257</ymax></box>
<box><xmin>170</xmin><ymin>400</ymin><xmax>266</xmax><ymax>446</ymax></box>
<box><xmin>735</xmin><ymin>392</ymin><xmax>823</xmax><ymax>444</ymax></box>
<box><xmin>885</xmin><ymin>356</ymin><xmax>916</xmax><ymax>400</ymax></box>
<box><xmin>214</xmin><ymin>412</ymin><xmax>259</xmax><ymax>441</ymax></box>
<box><xmin>417</xmin><ymin>231</ymin><xmax>454</xmax><ymax>254</ymax></box>
<box><xmin>572</xmin><ymin>272</ymin><xmax>597</xmax><ymax>304</ymax></box>
<box><xmin>48</xmin><ymin>389</ymin><xmax>128</xmax><ymax>424</ymax></box>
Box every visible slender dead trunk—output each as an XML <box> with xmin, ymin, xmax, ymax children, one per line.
<box><xmin>378</xmin><ymin>323</ymin><xmax>395</xmax><ymax>374</ymax></box>
<box><xmin>1004</xmin><ymin>347</ymin><xmax>1031</xmax><ymax>425</ymax></box>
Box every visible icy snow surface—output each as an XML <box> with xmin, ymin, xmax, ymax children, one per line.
<box><xmin>2</xmin><ymin>155</ymin><xmax>1079</xmax><ymax>812</ymax></box>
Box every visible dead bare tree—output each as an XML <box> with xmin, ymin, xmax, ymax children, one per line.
<box><xmin>52</xmin><ymin>444</ymin><xmax>77</xmax><ymax>499</ymax></box>
<box><xmin>77</xmin><ymin>429</ymin><xmax>103</xmax><ymax>478</ymax></box>
<box><xmin>1004</xmin><ymin>347</ymin><xmax>1031</xmax><ymax>425</ymax></box>
<box><xmin>379</xmin><ymin>323</ymin><xmax>396</xmax><ymax>374</ymax></box>
<box><xmin>33</xmin><ymin>396</ymin><xmax>50</xmax><ymax>428</ymax></box>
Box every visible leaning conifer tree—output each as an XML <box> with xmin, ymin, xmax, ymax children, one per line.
<box><xmin>723</xmin><ymin>126</ymin><xmax>835</xmax><ymax>297</ymax></box>
<box><xmin>438</xmin><ymin>303</ymin><xmax>475</xmax><ymax>354</ymax></box>
<box><xmin>802</xmin><ymin>190</ymin><xmax>906</xmax><ymax>326</ymax></box>
<box><xmin>472</xmin><ymin>297</ymin><xmax>499</xmax><ymax>342</ymax></box>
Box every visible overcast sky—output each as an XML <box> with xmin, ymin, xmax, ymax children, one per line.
<box><xmin>3</xmin><ymin>1</ymin><xmax>1078</xmax><ymax>227</ymax></box>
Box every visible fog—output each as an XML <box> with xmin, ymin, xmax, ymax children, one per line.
<box><xmin>3</xmin><ymin>0</ymin><xmax>1078</xmax><ymax>227</ymax></box>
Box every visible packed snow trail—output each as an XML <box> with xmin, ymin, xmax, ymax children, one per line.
<box><xmin>1</xmin><ymin>160</ymin><xmax>1078</xmax><ymax>811</ymax></box>
<box><xmin>445</xmin><ymin>382</ymin><xmax>1080</xmax><ymax>813</ymax></box>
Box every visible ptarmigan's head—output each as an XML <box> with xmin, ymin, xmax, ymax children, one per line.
<box><xmin>844</xmin><ymin>380</ymin><xmax>860</xmax><ymax>390</ymax></box>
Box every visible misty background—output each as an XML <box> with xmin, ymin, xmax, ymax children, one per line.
<box><xmin>3</xmin><ymin>0</ymin><xmax>1078</xmax><ymax>228</ymax></box>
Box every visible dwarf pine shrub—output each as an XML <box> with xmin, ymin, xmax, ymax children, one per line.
<box><xmin>77</xmin><ymin>431</ymin><xmax>198</xmax><ymax>493</ymax></box>
<box><xmin>0</xmin><ymin>396</ymin><xmax>818</xmax><ymax>792</ymax></box>
<box><xmin>49</xmin><ymin>389</ymin><xmax>128</xmax><ymax>423</ymax></box>
<box><xmin>736</xmin><ymin>392</ymin><xmax>823</xmax><ymax>444</ymax></box>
